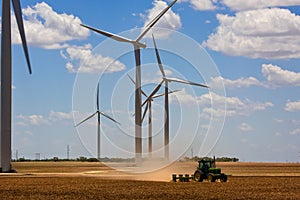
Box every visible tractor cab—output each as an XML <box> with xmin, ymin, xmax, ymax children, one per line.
<box><xmin>194</xmin><ymin>158</ymin><xmax>227</xmax><ymax>182</ymax></box>
<box><xmin>198</xmin><ymin>159</ymin><xmax>214</xmax><ymax>170</ymax></box>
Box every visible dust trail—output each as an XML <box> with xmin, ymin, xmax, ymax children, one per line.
<box><xmin>128</xmin><ymin>161</ymin><xmax>197</xmax><ymax>182</ymax></box>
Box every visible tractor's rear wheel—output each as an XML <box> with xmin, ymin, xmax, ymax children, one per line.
<box><xmin>220</xmin><ymin>175</ymin><xmax>227</xmax><ymax>182</ymax></box>
<box><xmin>194</xmin><ymin>171</ymin><xmax>203</xmax><ymax>182</ymax></box>
<box><xmin>208</xmin><ymin>174</ymin><xmax>215</xmax><ymax>182</ymax></box>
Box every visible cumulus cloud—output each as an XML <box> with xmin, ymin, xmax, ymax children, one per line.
<box><xmin>16</xmin><ymin>111</ymin><xmax>80</xmax><ymax>126</ymax></box>
<box><xmin>209</xmin><ymin>64</ymin><xmax>300</xmax><ymax>90</ymax></box>
<box><xmin>289</xmin><ymin>129</ymin><xmax>300</xmax><ymax>135</ymax></box>
<box><xmin>209</xmin><ymin>76</ymin><xmax>264</xmax><ymax>89</ymax></box>
<box><xmin>169</xmin><ymin>88</ymin><xmax>199</xmax><ymax>105</ymax></box>
<box><xmin>222</xmin><ymin>0</ymin><xmax>300</xmax><ymax>11</ymax></box>
<box><xmin>198</xmin><ymin>92</ymin><xmax>273</xmax><ymax>118</ymax></box>
<box><xmin>17</xmin><ymin>114</ymin><xmax>50</xmax><ymax>126</ymax></box>
<box><xmin>60</xmin><ymin>44</ymin><xmax>126</xmax><ymax>73</ymax></box>
<box><xmin>262</xmin><ymin>64</ymin><xmax>300</xmax><ymax>87</ymax></box>
<box><xmin>239</xmin><ymin>123</ymin><xmax>254</xmax><ymax>132</ymax></box>
<box><xmin>190</xmin><ymin>0</ymin><xmax>218</xmax><ymax>10</ymax></box>
<box><xmin>12</xmin><ymin>2</ymin><xmax>89</xmax><ymax>49</ymax></box>
<box><xmin>49</xmin><ymin>111</ymin><xmax>74</xmax><ymax>121</ymax></box>
<box><xmin>170</xmin><ymin>90</ymin><xmax>273</xmax><ymax>118</ymax></box>
<box><xmin>172</xmin><ymin>0</ymin><xmax>218</xmax><ymax>10</ymax></box>
<box><xmin>142</xmin><ymin>0</ymin><xmax>181</xmax><ymax>38</ymax></box>
<box><xmin>285</xmin><ymin>100</ymin><xmax>300</xmax><ymax>112</ymax></box>
<box><xmin>203</xmin><ymin>8</ymin><xmax>300</xmax><ymax>59</ymax></box>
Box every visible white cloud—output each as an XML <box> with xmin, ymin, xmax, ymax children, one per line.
<box><xmin>203</xmin><ymin>8</ymin><xmax>300</xmax><ymax>59</ymax></box>
<box><xmin>17</xmin><ymin>114</ymin><xmax>50</xmax><ymax>126</ymax></box>
<box><xmin>285</xmin><ymin>100</ymin><xmax>300</xmax><ymax>112</ymax></box>
<box><xmin>198</xmin><ymin>92</ymin><xmax>273</xmax><ymax>118</ymax></box>
<box><xmin>262</xmin><ymin>64</ymin><xmax>300</xmax><ymax>87</ymax></box>
<box><xmin>239</xmin><ymin>123</ymin><xmax>254</xmax><ymax>132</ymax></box>
<box><xmin>222</xmin><ymin>0</ymin><xmax>300</xmax><ymax>11</ymax></box>
<box><xmin>49</xmin><ymin>111</ymin><xmax>74</xmax><ymax>121</ymax></box>
<box><xmin>12</xmin><ymin>2</ymin><xmax>89</xmax><ymax>49</ymax></box>
<box><xmin>210</xmin><ymin>76</ymin><xmax>264</xmax><ymax>89</ymax></box>
<box><xmin>190</xmin><ymin>0</ymin><xmax>218</xmax><ymax>11</ymax></box>
<box><xmin>16</xmin><ymin>110</ymin><xmax>82</xmax><ymax>127</ymax></box>
<box><xmin>274</xmin><ymin>118</ymin><xmax>284</xmax><ymax>123</ymax></box>
<box><xmin>275</xmin><ymin>132</ymin><xmax>282</xmax><ymax>136</ymax></box>
<box><xmin>169</xmin><ymin>88</ymin><xmax>198</xmax><ymax>105</ymax></box>
<box><xmin>289</xmin><ymin>129</ymin><xmax>300</xmax><ymax>135</ymax></box>
<box><xmin>170</xmin><ymin>90</ymin><xmax>273</xmax><ymax>118</ymax></box>
<box><xmin>172</xmin><ymin>0</ymin><xmax>218</xmax><ymax>10</ymax></box>
<box><xmin>209</xmin><ymin>64</ymin><xmax>300</xmax><ymax>89</ymax></box>
<box><xmin>143</xmin><ymin>0</ymin><xmax>181</xmax><ymax>38</ymax></box>
<box><xmin>60</xmin><ymin>44</ymin><xmax>126</xmax><ymax>73</ymax></box>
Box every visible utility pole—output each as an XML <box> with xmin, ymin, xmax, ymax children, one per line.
<box><xmin>16</xmin><ymin>150</ymin><xmax>18</xmax><ymax>161</ymax></box>
<box><xmin>67</xmin><ymin>145</ymin><xmax>70</xmax><ymax>160</ymax></box>
<box><xmin>35</xmin><ymin>153</ymin><xmax>40</xmax><ymax>160</ymax></box>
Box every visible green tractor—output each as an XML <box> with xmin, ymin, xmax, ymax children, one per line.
<box><xmin>193</xmin><ymin>157</ymin><xmax>228</xmax><ymax>182</ymax></box>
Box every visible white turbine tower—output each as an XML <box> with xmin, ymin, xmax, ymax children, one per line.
<box><xmin>80</xmin><ymin>0</ymin><xmax>178</xmax><ymax>164</ymax></box>
<box><xmin>1</xmin><ymin>0</ymin><xmax>32</xmax><ymax>172</ymax></box>
<box><xmin>75</xmin><ymin>84</ymin><xmax>120</xmax><ymax>161</ymax></box>
<box><xmin>142</xmin><ymin>34</ymin><xmax>208</xmax><ymax>160</ymax></box>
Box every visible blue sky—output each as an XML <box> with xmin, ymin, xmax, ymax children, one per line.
<box><xmin>4</xmin><ymin>0</ymin><xmax>300</xmax><ymax>162</ymax></box>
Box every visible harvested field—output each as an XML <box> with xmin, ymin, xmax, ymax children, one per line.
<box><xmin>0</xmin><ymin>162</ymin><xmax>299</xmax><ymax>199</ymax></box>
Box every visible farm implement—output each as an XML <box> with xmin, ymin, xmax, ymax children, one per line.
<box><xmin>172</xmin><ymin>157</ymin><xmax>229</xmax><ymax>182</ymax></box>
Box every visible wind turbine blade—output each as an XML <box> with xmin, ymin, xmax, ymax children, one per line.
<box><xmin>96</xmin><ymin>83</ymin><xmax>100</xmax><ymax>111</ymax></box>
<box><xmin>141</xmin><ymin>102</ymin><xmax>149</xmax><ymax>122</ymax></box>
<box><xmin>167</xmin><ymin>89</ymin><xmax>182</xmax><ymax>94</ymax></box>
<box><xmin>127</xmin><ymin>74</ymin><xmax>148</xmax><ymax>97</ymax></box>
<box><xmin>166</xmin><ymin>77</ymin><xmax>209</xmax><ymax>88</ymax></box>
<box><xmin>152</xmin><ymin>34</ymin><xmax>166</xmax><ymax>78</ymax></box>
<box><xmin>99</xmin><ymin>111</ymin><xmax>120</xmax><ymax>125</ymax></box>
<box><xmin>153</xmin><ymin>89</ymin><xmax>181</xmax><ymax>99</ymax></box>
<box><xmin>81</xmin><ymin>24</ymin><xmax>146</xmax><ymax>48</ymax></box>
<box><xmin>75</xmin><ymin>112</ymin><xmax>98</xmax><ymax>127</ymax></box>
<box><xmin>127</xmin><ymin>74</ymin><xmax>136</xmax><ymax>85</ymax></box>
<box><xmin>12</xmin><ymin>0</ymin><xmax>32</xmax><ymax>74</ymax></box>
<box><xmin>136</xmin><ymin>0</ymin><xmax>178</xmax><ymax>42</ymax></box>
<box><xmin>142</xmin><ymin>80</ymin><xmax>164</xmax><ymax>107</ymax></box>
<box><xmin>152</xmin><ymin>93</ymin><xmax>165</xmax><ymax>99</ymax></box>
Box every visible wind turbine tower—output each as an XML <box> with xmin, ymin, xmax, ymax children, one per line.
<box><xmin>80</xmin><ymin>0</ymin><xmax>178</xmax><ymax>164</ymax></box>
<box><xmin>143</xmin><ymin>35</ymin><xmax>208</xmax><ymax>160</ymax></box>
<box><xmin>1</xmin><ymin>0</ymin><xmax>32</xmax><ymax>172</ymax></box>
<box><xmin>75</xmin><ymin>84</ymin><xmax>120</xmax><ymax>161</ymax></box>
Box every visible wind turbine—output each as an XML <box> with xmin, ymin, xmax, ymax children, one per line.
<box><xmin>75</xmin><ymin>84</ymin><xmax>120</xmax><ymax>161</ymax></box>
<box><xmin>141</xmin><ymin>88</ymin><xmax>180</xmax><ymax>159</ymax></box>
<box><xmin>1</xmin><ymin>0</ymin><xmax>32</xmax><ymax>172</ymax></box>
<box><xmin>80</xmin><ymin>0</ymin><xmax>178</xmax><ymax>163</ymax></box>
<box><xmin>142</xmin><ymin>34</ymin><xmax>208</xmax><ymax>160</ymax></box>
<box><xmin>128</xmin><ymin>74</ymin><xmax>179</xmax><ymax>158</ymax></box>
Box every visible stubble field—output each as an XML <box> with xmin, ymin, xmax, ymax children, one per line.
<box><xmin>0</xmin><ymin>162</ymin><xmax>299</xmax><ymax>199</ymax></box>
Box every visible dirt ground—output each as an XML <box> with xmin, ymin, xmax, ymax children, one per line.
<box><xmin>0</xmin><ymin>162</ymin><xmax>299</xmax><ymax>199</ymax></box>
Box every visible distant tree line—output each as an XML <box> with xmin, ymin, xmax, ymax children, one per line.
<box><xmin>12</xmin><ymin>156</ymin><xmax>135</xmax><ymax>163</ymax></box>
<box><xmin>12</xmin><ymin>156</ymin><xmax>239</xmax><ymax>162</ymax></box>
<box><xmin>181</xmin><ymin>156</ymin><xmax>239</xmax><ymax>162</ymax></box>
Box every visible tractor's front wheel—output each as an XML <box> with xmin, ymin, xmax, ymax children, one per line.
<box><xmin>194</xmin><ymin>171</ymin><xmax>203</xmax><ymax>182</ymax></box>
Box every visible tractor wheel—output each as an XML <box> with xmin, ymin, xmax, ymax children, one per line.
<box><xmin>220</xmin><ymin>175</ymin><xmax>227</xmax><ymax>182</ymax></box>
<box><xmin>194</xmin><ymin>171</ymin><xmax>203</xmax><ymax>182</ymax></box>
<box><xmin>208</xmin><ymin>174</ymin><xmax>215</xmax><ymax>182</ymax></box>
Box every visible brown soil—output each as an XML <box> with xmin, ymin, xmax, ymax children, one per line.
<box><xmin>0</xmin><ymin>161</ymin><xmax>298</xmax><ymax>199</ymax></box>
